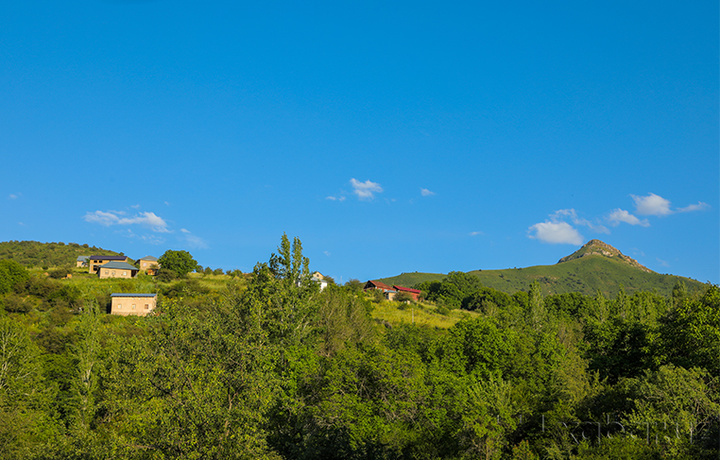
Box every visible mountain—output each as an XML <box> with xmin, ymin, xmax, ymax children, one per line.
<box><xmin>379</xmin><ymin>240</ymin><xmax>705</xmax><ymax>297</ymax></box>
<box><xmin>557</xmin><ymin>239</ymin><xmax>651</xmax><ymax>272</ymax></box>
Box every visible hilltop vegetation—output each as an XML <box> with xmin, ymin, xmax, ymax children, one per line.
<box><xmin>0</xmin><ymin>240</ymin><xmax>123</xmax><ymax>268</ymax></box>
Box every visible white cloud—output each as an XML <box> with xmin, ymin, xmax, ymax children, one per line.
<box><xmin>325</xmin><ymin>195</ymin><xmax>346</xmax><ymax>202</ymax></box>
<box><xmin>83</xmin><ymin>210</ymin><xmax>169</xmax><ymax>233</ymax></box>
<box><xmin>551</xmin><ymin>208</ymin><xmax>609</xmax><ymax>234</ymax></box>
<box><xmin>607</xmin><ymin>209</ymin><xmax>650</xmax><ymax>227</ymax></box>
<box><xmin>656</xmin><ymin>258</ymin><xmax>670</xmax><ymax>268</ymax></box>
<box><xmin>528</xmin><ymin>221</ymin><xmax>583</xmax><ymax>245</ymax></box>
<box><xmin>350</xmin><ymin>178</ymin><xmax>383</xmax><ymax>200</ymax></box>
<box><xmin>469</xmin><ymin>231</ymin><xmax>484</xmax><ymax>236</ymax></box>
<box><xmin>632</xmin><ymin>193</ymin><xmax>672</xmax><ymax>216</ymax></box>
<box><xmin>420</xmin><ymin>188</ymin><xmax>435</xmax><ymax>197</ymax></box>
<box><xmin>182</xmin><ymin>233</ymin><xmax>208</xmax><ymax>249</ymax></box>
<box><xmin>677</xmin><ymin>201</ymin><xmax>710</xmax><ymax>213</ymax></box>
<box><xmin>8</xmin><ymin>193</ymin><xmax>20</xmax><ymax>200</ymax></box>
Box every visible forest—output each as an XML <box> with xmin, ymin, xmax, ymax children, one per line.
<box><xmin>0</xmin><ymin>236</ymin><xmax>718</xmax><ymax>459</ymax></box>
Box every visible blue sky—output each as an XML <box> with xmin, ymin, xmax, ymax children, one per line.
<box><xmin>1</xmin><ymin>1</ymin><xmax>718</xmax><ymax>284</ymax></box>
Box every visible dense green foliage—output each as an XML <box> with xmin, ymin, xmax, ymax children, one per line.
<box><xmin>0</xmin><ymin>237</ymin><xmax>718</xmax><ymax>458</ymax></box>
<box><xmin>158</xmin><ymin>249</ymin><xmax>198</xmax><ymax>277</ymax></box>
<box><xmin>0</xmin><ymin>240</ymin><xmax>122</xmax><ymax>268</ymax></box>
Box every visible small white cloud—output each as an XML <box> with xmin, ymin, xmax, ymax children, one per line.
<box><xmin>323</xmin><ymin>251</ymin><xmax>331</xmax><ymax>257</ymax></box>
<box><xmin>677</xmin><ymin>201</ymin><xmax>709</xmax><ymax>213</ymax></box>
<box><xmin>607</xmin><ymin>209</ymin><xmax>650</xmax><ymax>227</ymax></box>
<box><xmin>528</xmin><ymin>221</ymin><xmax>583</xmax><ymax>245</ymax></box>
<box><xmin>8</xmin><ymin>193</ymin><xmax>20</xmax><ymax>200</ymax></box>
<box><xmin>350</xmin><ymin>178</ymin><xmax>383</xmax><ymax>200</ymax></box>
<box><xmin>420</xmin><ymin>188</ymin><xmax>435</xmax><ymax>197</ymax></box>
<box><xmin>131</xmin><ymin>204</ymin><xmax>141</xmax><ymax>209</ymax></box>
<box><xmin>326</xmin><ymin>195</ymin><xmax>347</xmax><ymax>202</ymax></box>
<box><xmin>552</xmin><ymin>208</ymin><xmax>609</xmax><ymax>234</ymax></box>
<box><xmin>469</xmin><ymin>231</ymin><xmax>484</xmax><ymax>236</ymax></box>
<box><xmin>656</xmin><ymin>258</ymin><xmax>670</xmax><ymax>268</ymax></box>
<box><xmin>632</xmin><ymin>193</ymin><xmax>672</xmax><ymax>216</ymax></box>
<box><xmin>182</xmin><ymin>232</ymin><xmax>208</xmax><ymax>249</ymax></box>
<box><xmin>83</xmin><ymin>210</ymin><xmax>169</xmax><ymax>233</ymax></box>
<box><xmin>180</xmin><ymin>228</ymin><xmax>191</xmax><ymax>233</ymax></box>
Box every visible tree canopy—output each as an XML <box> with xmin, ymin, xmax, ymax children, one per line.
<box><xmin>157</xmin><ymin>250</ymin><xmax>198</xmax><ymax>277</ymax></box>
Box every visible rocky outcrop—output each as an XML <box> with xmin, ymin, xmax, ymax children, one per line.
<box><xmin>558</xmin><ymin>239</ymin><xmax>653</xmax><ymax>273</ymax></box>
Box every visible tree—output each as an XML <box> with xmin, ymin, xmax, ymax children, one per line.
<box><xmin>0</xmin><ymin>260</ymin><xmax>29</xmax><ymax>294</ymax></box>
<box><xmin>269</xmin><ymin>233</ymin><xmax>310</xmax><ymax>288</ymax></box>
<box><xmin>158</xmin><ymin>250</ymin><xmax>198</xmax><ymax>277</ymax></box>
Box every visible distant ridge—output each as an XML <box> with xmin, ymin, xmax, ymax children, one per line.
<box><xmin>557</xmin><ymin>239</ymin><xmax>653</xmax><ymax>273</ymax></box>
<box><xmin>380</xmin><ymin>240</ymin><xmax>704</xmax><ymax>297</ymax></box>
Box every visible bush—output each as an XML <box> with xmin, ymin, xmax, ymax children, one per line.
<box><xmin>1</xmin><ymin>293</ymin><xmax>36</xmax><ymax>313</ymax></box>
<box><xmin>156</xmin><ymin>269</ymin><xmax>179</xmax><ymax>282</ymax></box>
<box><xmin>48</xmin><ymin>267</ymin><xmax>71</xmax><ymax>279</ymax></box>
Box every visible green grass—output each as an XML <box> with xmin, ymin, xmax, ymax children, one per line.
<box><xmin>376</xmin><ymin>272</ymin><xmax>446</xmax><ymax>287</ymax></box>
<box><xmin>370</xmin><ymin>300</ymin><xmax>479</xmax><ymax>329</ymax></box>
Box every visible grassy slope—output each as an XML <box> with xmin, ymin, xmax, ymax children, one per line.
<box><xmin>376</xmin><ymin>272</ymin><xmax>446</xmax><ymax>287</ymax></box>
<box><xmin>380</xmin><ymin>256</ymin><xmax>705</xmax><ymax>298</ymax></box>
<box><xmin>371</xmin><ymin>300</ymin><xmax>479</xmax><ymax>329</ymax></box>
<box><xmin>0</xmin><ymin>240</ymin><xmax>124</xmax><ymax>267</ymax></box>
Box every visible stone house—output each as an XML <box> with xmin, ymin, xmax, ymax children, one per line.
<box><xmin>76</xmin><ymin>255</ymin><xmax>89</xmax><ymax>268</ymax></box>
<box><xmin>88</xmin><ymin>255</ymin><xmax>128</xmax><ymax>274</ymax></box>
<box><xmin>98</xmin><ymin>261</ymin><xmax>139</xmax><ymax>279</ymax></box>
<box><xmin>138</xmin><ymin>256</ymin><xmax>160</xmax><ymax>275</ymax></box>
<box><xmin>110</xmin><ymin>293</ymin><xmax>157</xmax><ymax>316</ymax></box>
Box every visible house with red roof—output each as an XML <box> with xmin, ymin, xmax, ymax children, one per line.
<box><xmin>364</xmin><ymin>280</ymin><xmax>421</xmax><ymax>301</ymax></box>
<box><xmin>392</xmin><ymin>285</ymin><xmax>421</xmax><ymax>302</ymax></box>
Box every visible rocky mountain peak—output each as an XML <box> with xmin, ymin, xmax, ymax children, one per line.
<box><xmin>558</xmin><ymin>240</ymin><xmax>653</xmax><ymax>273</ymax></box>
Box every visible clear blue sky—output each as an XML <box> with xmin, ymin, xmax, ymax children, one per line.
<box><xmin>1</xmin><ymin>1</ymin><xmax>718</xmax><ymax>284</ymax></box>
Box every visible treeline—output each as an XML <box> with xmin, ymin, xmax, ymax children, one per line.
<box><xmin>0</xmin><ymin>236</ymin><xmax>718</xmax><ymax>459</ymax></box>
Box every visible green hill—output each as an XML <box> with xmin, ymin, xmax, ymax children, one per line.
<box><xmin>375</xmin><ymin>271</ymin><xmax>446</xmax><ymax>287</ymax></box>
<box><xmin>379</xmin><ymin>240</ymin><xmax>705</xmax><ymax>297</ymax></box>
<box><xmin>0</xmin><ymin>240</ymin><xmax>124</xmax><ymax>268</ymax></box>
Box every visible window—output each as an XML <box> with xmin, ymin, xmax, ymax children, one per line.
<box><xmin>144</xmin><ymin>304</ymin><xmax>149</xmax><ymax>309</ymax></box>
<box><xmin>132</xmin><ymin>304</ymin><xmax>136</xmax><ymax>310</ymax></box>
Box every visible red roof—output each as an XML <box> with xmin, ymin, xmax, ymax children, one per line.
<box><xmin>364</xmin><ymin>280</ymin><xmax>394</xmax><ymax>291</ymax></box>
<box><xmin>393</xmin><ymin>285</ymin><xmax>421</xmax><ymax>294</ymax></box>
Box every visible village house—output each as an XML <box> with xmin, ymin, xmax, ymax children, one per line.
<box><xmin>76</xmin><ymin>255</ymin><xmax>89</xmax><ymax>268</ymax></box>
<box><xmin>110</xmin><ymin>293</ymin><xmax>157</xmax><ymax>316</ymax></box>
<box><xmin>138</xmin><ymin>256</ymin><xmax>160</xmax><ymax>275</ymax></box>
<box><xmin>88</xmin><ymin>255</ymin><xmax>128</xmax><ymax>274</ymax></box>
<box><xmin>311</xmin><ymin>272</ymin><xmax>328</xmax><ymax>291</ymax></box>
<box><xmin>363</xmin><ymin>280</ymin><xmax>421</xmax><ymax>301</ymax></box>
<box><xmin>392</xmin><ymin>285</ymin><xmax>422</xmax><ymax>302</ymax></box>
<box><xmin>98</xmin><ymin>261</ymin><xmax>139</xmax><ymax>279</ymax></box>
<box><xmin>364</xmin><ymin>280</ymin><xmax>398</xmax><ymax>300</ymax></box>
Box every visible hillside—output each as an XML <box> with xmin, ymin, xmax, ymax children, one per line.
<box><xmin>0</xmin><ymin>240</ymin><xmax>124</xmax><ymax>268</ymax></box>
<box><xmin>380</xmin><ymin>240</ymin><xmax>705</xmax><ymax>297</ymax></box>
